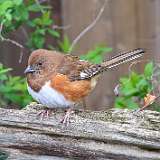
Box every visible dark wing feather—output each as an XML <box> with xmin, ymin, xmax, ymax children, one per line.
<box><xmin>57</xmin><ymin>54</ymin><xmax>93</xmax><ymax>81</ymax></box>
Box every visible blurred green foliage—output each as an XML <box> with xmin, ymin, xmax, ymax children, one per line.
<box><xmin>80</xmin><ymin>45</ymin><xmax>112</xmax><ymax>64</ymax></box>
<box><xmin>58</xmin><ymin>35</ymin><xmax>71</xmax><ymax>53</ymax></box>
<box><xmin>0</xmin><ymin>0</ymin><xmax>29</xmax><ymax>32</ymax></box>
<box><xmin>115</xmin><ymin>62</ymin><xmax>154</xmax><ymax>110</ymax></box>
<box><xmin>0</xmin><ymin>64</ymin><xmax>32</xmax><ymax>107</ymax></box>
<box><xmin>59</xmin><ymin>35</ymin><xmax>112</xmax><ymax>63</ymax></box>
<box><xmin>26</xmin><ymin>10</ymin><xmax>60</xmax><ymax>49</ymax></box>
<box><xmin>0</xmin><ymin>0</ymin><xmax>113</xmax><ymax>107</ymax></box>
<box><xmin>0</xmin><ymin>0</ymin><xmax>59</xmax><ymax>50</ymax></box>
<box><xmin>0</xmin><ymin>0</ymin><xmax>158</xmax><ymax>112</ymax></box>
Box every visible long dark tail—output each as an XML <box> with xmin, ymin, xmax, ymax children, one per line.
<box><xmin>79</xmin><ymin>48</ymin><xmax>145</xmax><ymax>80</ymax></box>
<box><xmin>101</xmin><ymin>48</ymin><xmax>145</xmax><ymax>70</ymax></box>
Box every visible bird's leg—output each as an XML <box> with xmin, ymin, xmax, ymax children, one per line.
<box><xmin>37</xmin><ymin>109</ymin><xmax>53</xmax><ymax>120</ymax></box>
<box><xmin>60</xmin><ymin>108</ymin><xmax>74</xmax><ymax>125</ymax></box>
<box><xmin>82</xmin><ymin>98</ymin><xmax>87</xmax><ymax>110</ymax></box>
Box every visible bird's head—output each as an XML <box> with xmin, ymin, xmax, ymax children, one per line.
<box><xmin>24</xmin><ymin>49</ymin><xmax>63</xmax><ymax>77</ymax></box>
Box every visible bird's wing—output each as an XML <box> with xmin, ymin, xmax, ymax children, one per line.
<box><xmin>56</xmin><ymin>54</ymin><xmax>94</xmax><ymax>81</ymax></box>
<box><xmin>57</xmin><ymin>48</ymin><xmax>145</xmax><ymax>81</ymax></box>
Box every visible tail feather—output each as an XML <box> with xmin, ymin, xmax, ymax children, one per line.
<box><xmin>77</xmin><ymin>48</ymin><xmax>145</xmax><ymax>80</ymax></box>
<box><xmin>101</xmin><ymin>48</ymin><xmax>145</xmax><ymax>70</ymax></box>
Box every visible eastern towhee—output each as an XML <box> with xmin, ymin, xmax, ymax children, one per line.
<box><xmin>24</xmin><ymin>48</ymin><xmax>145</xmax><ymax>124</ymax></box>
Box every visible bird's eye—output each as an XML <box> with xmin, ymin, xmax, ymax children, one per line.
<box><xmin>38</xmin><ymin>62</ymin><xmax>42</xmax><ymax>66</ymax></box>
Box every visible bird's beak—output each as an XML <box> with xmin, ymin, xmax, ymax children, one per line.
<box><xmin>24</xmin><ymin>65</ymin><xmax>35</xmax><ymax>74</ymax></box>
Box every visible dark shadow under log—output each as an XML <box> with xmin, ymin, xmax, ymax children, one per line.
<box><xmin>0</xmin><ymin>104</ymin><xmax>160</xmax><ymax>160</ymax></box>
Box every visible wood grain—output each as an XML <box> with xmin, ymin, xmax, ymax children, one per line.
<box><xmin>0</xmin><ymin>105</ymin><xmax>159</xmax><ymax>160</ymax></box>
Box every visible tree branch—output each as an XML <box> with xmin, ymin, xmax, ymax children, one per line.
<box><xmin>0</xmin><ymin>106</ymin><xmax>159</xmax><ymax>160</ymax></box>
<box><xmin>0</xmin><ymin>22</ymin><xmax>25</xmax><ymax>63</ymax></box>
<box><xmin>69</xmin><ymin>0</ymin><xmax>109</xmax><ymax>53</ymax></box>
<box><xmin>52</xmin><ymin>24</ymin><xmax>71</xmax><ymax>30</ymax></box>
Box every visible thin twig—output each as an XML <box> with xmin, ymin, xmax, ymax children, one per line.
<box><xmin>69</xmin><ymin>0</ymin><xmax>109</xmax><ymax>53</ymax></box>
<box><xmin>128</xmin><ymin>59</ymin><xmax>152</xmax><ymax>73</ymax></box>
<box><xmin>139</xmin><ymin>94</ymin><xmax>160</xmax><ymax>111</ymax></box>
<box><xmin>0</xmin><ymin>23</ymin><xmax>24</xmax><ymax>49</ymax></box>
<box><xmin>21</xmin><ymin>27</ymin><xmax>29</xmax><ymax>40</ymax></box>
<box><xmin>52</xmin><ymin>24</ymin><xmax>71</xmax><ymax>30</ymax></box>
<box><xmin>18</xmin><ymin>49</ymin><xmax>24</xmax><ymax>63</ymax></box>
<box><xmin>0</xmin><ymin>22</ymin><xmax>24</xmax><ymax>63</ymax></box>
<box><xmin>128</xmin><ymin>59</ymin><xmax>160</xmax><ymax>73</ymax></box>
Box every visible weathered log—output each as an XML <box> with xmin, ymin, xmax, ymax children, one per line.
<box><xmin>0</xmin><ymin>104</ymin><xmax>159</xmax><ymax>160</ymax></box>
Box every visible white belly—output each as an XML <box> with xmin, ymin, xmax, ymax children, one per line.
<box><xmin>27</xmin><ymin>81</ymin><xmax>73</xmax><ymax>108</ymax></box>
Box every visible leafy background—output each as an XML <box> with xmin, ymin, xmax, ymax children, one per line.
<box><xmin>0</xmin><ymin>0</ymin><xmax>112</xmax><ymax>108</ymax></box>
<box><xmin>0</xmin><ymin>0</ymin><xmax>159</xmax><ymax>112</ymax></box>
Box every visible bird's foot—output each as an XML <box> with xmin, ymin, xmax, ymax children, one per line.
<box><xmin>37</xmin><ymin>109</ymin><xmax>53</xmax><ymax>120</ymax></box>
<box><xmin>60</xmin><ymin>108</ymin><xmax>74</xmax><ymax>126</ymax></box>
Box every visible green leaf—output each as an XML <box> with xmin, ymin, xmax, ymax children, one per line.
<box><xmin>119</xmin><ymin>77</ymin><xmax>129</xmax><ymax>85</ymax></box>
<box><xmin>80</xmin><ymin>45</ymin><xmax>112</xmax><ymax>63</ymax></box>
<box><xmin>0</xmin><ymin>64</ymin><xmax>33</xmax><ymax>107</ymax></box>
<box><xmin>136</xmin><ymin>78</ymin><xmax>148</xmax><ymax>89</ymax></box>
<box><xmin>27</xmin><ymin>3</ymin><xmax>42</xmax><ymax>12</ymax></box>
<box><xmin>48</xmin><ymin>29</ymin><xmax>60</xmax><ymax>38</ymax></box>
<box><xmin>32</xmin><ymin>34</ymin><xmax>45</xmax><ymax>48</ymax></box>
<box><xmin>144</xmin><ymin>62</ymin><xmax>153</xmax><ymax>79</ymax></box>
<box><xmin>27</xmin><ymin>4</ymin><xmax>51</xmax><ymax>12</ymax></box>
<box><xmin>27</xmin><ymin>20</ymin><xmax>36</xmax><ymax>27</ymax></box>
<box><xmin>0</xmin><ymin>1</ymin><xmax>13</xmax><ymax>16</ymax></box>
<box><xmin>0</xmin><ymin>74</ymin><xmax>7</xmax><ymax>81</ymax></box>
<box><xmin>115</xmin><ymin>97</ymin><xmax>139</xmax><ymax>109</ymax></box>
<box><xmin>121</xmin><ymin>86</ymin><xmax>138</xmax><ymax>96</ymax></box>
<box><xmin>58</xmin><ymin>35</ymin><xmax>71</xmax><ymax>53</ymax></box>
<box><xmin>130</xmin><ymin>72</ymin><xmax>141</xmax><ymax>87</ymax></box>
<box><xmin>41</xmin><ymin>11</ymin><xmax>53</xmax><ymax>26</ymax></box>
<box><xmin>125</xmin><ymin>98</ymin><xmax>139</xmax><ymax>109</ymax></box>
<box><xmin>32</xmin><ymin>17</ymin><xmax>42</xmax><ymax>25</ymax></box>
<box><xmin>114</xmin><ymin>97</ymin><xmax>126</xmax><ymax>108</ymax></box>
<box><xmin>5</xmin><ymin>12</ymin><xmax>12</xmax><ymax>21</ymax></box>
<box><xmin>0</xmin><ymin>68</ymin><xmax>12</xmax><ymax>75</ymax></box>
<box><xmin>16</xmin><ymin>5</ymin><xmax>29</xmax><ymax>21</ymax></box>
<box><xmin>91</xmin><ymin>55</ymin><xmax>103</xmax><ymax>64</ymax></box>
<box><xmin>37</xmin><ymin>28</ymin><xmax>46</xmax><ymax>35</ymax></box>
<box><xmin>13</xmin><ymin>0</ymin><xmax>23</xmax><ymax>6</ymax></box>
<box><xmin>114</xmin><ymin>61</ymin><xmax>156</xmax><ymax>111</ymax></box>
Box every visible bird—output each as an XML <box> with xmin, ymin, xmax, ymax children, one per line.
<box><xmin>24</xmin><ymin>48</ymin><xmax>145</xmax><ymax>124</ymax></box>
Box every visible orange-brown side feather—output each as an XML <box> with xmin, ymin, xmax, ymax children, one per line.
<box><xmin>51</xmin><ymin>73</ymin><xmax>91</xmax><ymax>102</ymax></box>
